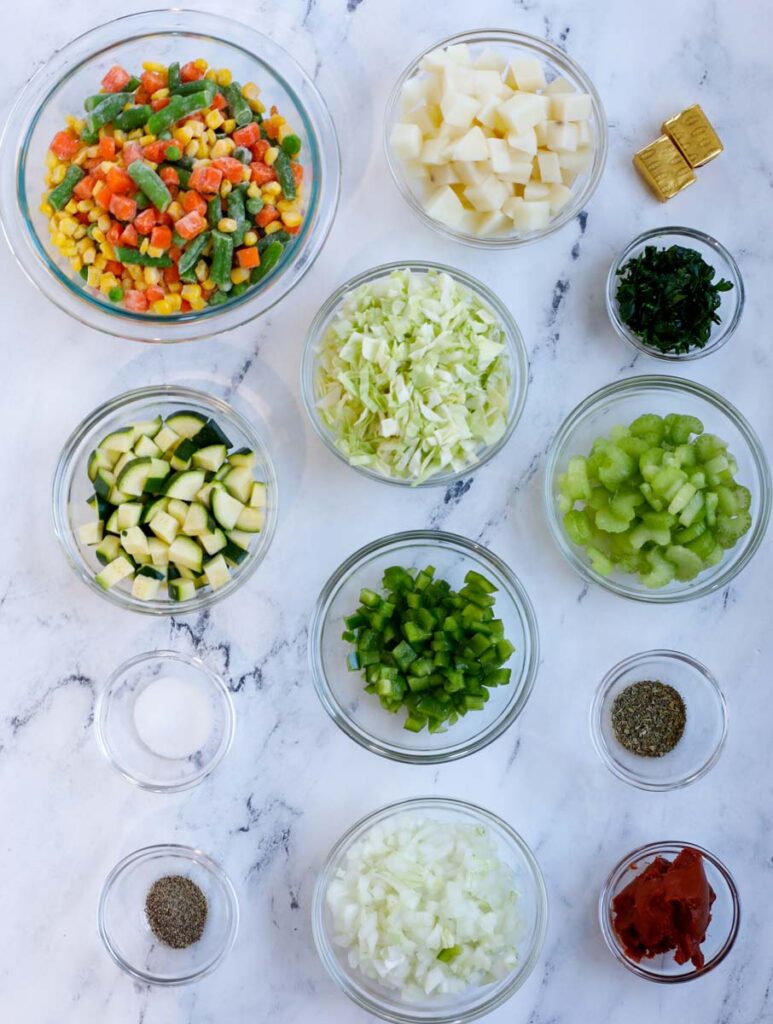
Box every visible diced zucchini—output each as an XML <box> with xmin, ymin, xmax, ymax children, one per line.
<box><xmin>149</xmin><ymin>510</ymin><xmax>180</xmax><ymax>545</ymax></box>
<box><xmin>223</xmin><ymin>539</ymin><xmax>249</xmax><ymax>565</ymax></box>
<box><xmin>165</xmin><ymin>410</ymin><xmax>208</xmax><ymax>439</ymax></box>
<box><xmin>108</xmin><ymin>486</ymin><xmax>131</xmax><ymax>506</ymax></box>
<box><xmin>167</xmin><ymin>498</ymin><xmax>190</xmax><ymax>526</ymax></box>
<box><xmin>117</xmin><ymin>502</ymin><xmax>143</xmax><ymax>530</ymax></box>
<box><xmin>148</xmin><ymin>537</ymin><xmax>170</xmax><ymax>566</ymax></box>
<box><xmin>112</xmin><ymin>452</ymin><xmax>133</xmax><ymax>478</ymax></box>
<box><xmin>134</xmin><ymin>434</ymin><xmax>162</xmax><ymax>459</ymax></box>
<box><xmin>229</xmin><ymin>447</ymin><xmax>256</xmax><ymax>468</ymax></box>
<box><xmin>200</xmin><ymin>528</ymin><xmax>227</xmax><ymax>555</ymax></box>
<box><xmin>169</xmin><ymin>535</ymin><xmax>204</xmax><ymax>572</ymax></box>
<box><xmin>153</xmin><ymin>424</ymin><xmax>180</xmax><ymax>453</ymax></box>
<box><xmin>132</xmin><ymin>571</ymin><xmax>162</xmax><ymax>601</ymax></box>
<box><xmin>142</xmin><ymin>497</ymin><xmax>169</xmax><ymax>523</ymax></box>
<box><xmin>226</xmin><ymin>529</ymin><xmax>252</xmax><ymax>550</ymax></box>
<box><xmin>95</xmin><ymin>555</ymin><xmax>134</xmax><ymax>590</ymax></box>
<box><xmin>211</xmin><ymin>484</ymin><xmax>244</xmax><ymax>530</ymax></box>
<box><xmin>163</xmin><ymin>469</ymin><xmax>206</xmax><ymax>500</ymax></box>
<box><xmin>79</xmin><ymin>520</ymin><xmax>104</xmax><ymax>545</ymax></box>
<box><xmin>196</xmin><ymin>483</ymin><xmax>214</xmax><ymax>508</ymax></box>
<box><xmin>132</xmin><ymin>415</ymin><xmax>162</xmax><ymax>438</ymax></box>
<box><xmin>105</xmin><ymin>508</ymin><xmax>121</xmax><ymax>534</ymax></box>
<box><xmin>170</xmin><ymin>437</ymin><xmax>199</xmax><ymax>471</ymax></box>
<box><xmin>223</xmin><ymin>466</ymin><xmax>253</xmax><ymax>504</ymax></box>
<box><xmin>236</xmin><ymin>505</ymin><xmax>264</xmax><ymax>533</ymax></box>
<box><xmin>87</xmin><ymin>493</ymin><xmax>112</xmax><ymax>520</ymax></box>
<box><xmin>120</xmin><ymin>525</ymin><xmax>150</xmax><ymax>559</ymax></box>
<box><xmin>249</xmin><ymin>481</ymin><xmax>267</xmax><ymax>508</ymax></box>
<box><xmin>99</xmin><ymin>426</ymin><xmax>136</xmax><ymax>453</ymax></box>
<box><xmin>96</xmin><ymin>534</ymin><xmax>121</xmax><ymax>565</ymax></box>
<box><xmin>88</xmin><ymin>447</ymin><xmax>118</xmax><ymax>481</ymax></box>
<box><xmin>192</xmin><ymin>417</ymin><xmax>232</xmax><ymax>448</ymax></box>
<box><xmin>192</xmin><ymin>444</ymin><xmax>227</xmax><ymax>473</ymax></box>
<box><xmin>117</xmin><ymin>457</ymin><xmax>169</xmax><ymax>497</ymax></box>
<box><xmin>183</xmin><ymin>502</ymin><xmax>209</xmax><ymax>536</ymax></box>
<box><xmin>204</xmin><ymin>554</ymin><xmax>230</xmax><ymax>590</ymax></box>
<box><xmin>93</xmin><ymin>469</ymin><xmax>116</xmax><ymax>499</ymax></box>
<box><xmin>169</xmin><ymin>578</ymin><xmax>196</xmax><ymax>601</ymax></box>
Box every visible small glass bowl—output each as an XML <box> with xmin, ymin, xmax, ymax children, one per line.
<box><xmin>384</xmin><ymin>29</ymin><xmax>607</xmax><ymax>248</ymax></box>
<box><xmin>95</xmin><ymin>651</ymin><xmax>235</xmax><ymax>793</ymax></box>
<box><xmin>590</xmin><ymin>650</ymin><xmax>727</xmax><ymax>791</ymax></box>
<box><xmin>312</xmin><ymin>797</ymin><xmax>548</xmax><ymax>1022</ymax></box>
<box><xmin>606</xmin><ymin>227</ymin><xmax>744</xmax><ymax>361</ymax></box>
<box><xmin>52</xmin><ymin>385</ymin><xmax>278</xmax><ymax>615</ymax></box>
<box><xmin>309</xmin><ymin>530</ymin><xmax>539</xmax><ymax>763</ymax></box>
<box><xmin>0</xmin><ymin>9</ymin><xmax>340</xmax><ymax>342</ymax></box>
<box><xmin>99</xmin><ymin>844</ymin><xmax>239</xmax><ymax>985</ymax></box>
<box><xmin>599</xmin><ymin>840</ymin><xmax>740</xmax><ymax>982</ymax></box>
<box><xmin>301</xmin><ymin>260</ymin><xmax>529</xmax><ymax>487</ymax></box>
<box><xmin>544</xmin><ymin>375</ymin><xmax>771</xmax><ymax>602</ymax></box>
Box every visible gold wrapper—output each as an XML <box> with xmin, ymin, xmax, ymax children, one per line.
<box><xmin>663</xmin><ymin>104</ymin><xmax>723</xmax><ymax>167</ymax></box>
<box><xmin>633</xmin><ymin>136</ymin><xmax>696</xmax><ymax>201</ymax></box>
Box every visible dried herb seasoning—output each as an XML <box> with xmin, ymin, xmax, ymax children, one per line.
<box><xmin>611</xmin><ymin>679</ymin><xmax>686</xmax><ymax>757</ymax></box>
<box><xmin>616</xmin><ymin>244</ymin><xmax>733</xmax><ymax>355</ymax></box>
<box><xmin>145</xmin><ymin>875</ymin><xmax>207</xmax><ymax>949</ymax></box>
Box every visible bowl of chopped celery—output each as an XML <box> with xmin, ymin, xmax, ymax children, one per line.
<box><xmin>0</xmin><ymin>9</ymin><xmax>340</xmax><ymax>342</ymax></box>
<box><xmin>312</xmin><ymin>797</ymin><xmax>547</xmax><ymax>1022</ymax></box>
<box><xmin>544</xmin><ymin>376</ymin><xmax>771</xmax><ymax>602</ymax></box>
<box><xmin>309</xmin><ymin>531</ymin><xmax>539</xmax><ymax>763</ymax></box>
<box><xmin>301</xmin><ymin>261</ymin><xmax>528</xmax><ymax>486</ymax></box>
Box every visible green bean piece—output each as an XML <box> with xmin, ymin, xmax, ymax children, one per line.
<box><xmin>114</xmin><ymin>105</ymin><xmax>152</xmax><ymax>131</ymax></box>
<box><xmin>134</xmin><ymin>191</ymin><xmax>151</xmax><ymax>211</ymax></box>
<box><xmin>222</xmin><ymin>82</ymin><xmax>252</xmax><ymax>126</ymax></box>
<box><xmin>232</xmin><ymin>146</ymin><xmax>252</xmax><ymax>164</ymax></box>
<box><xmin>127</xmin><ymin>161</ymin><xmax>173</xmax><ymax>212</ymax></box>
<box><xmin>177</xmin><ymin>231</ymin><xmax>211</xmax><ymax>277</ymax></box>
<box><xmin>82</xmin><ymin>92</ymin><xmax>135</xmax><ymax>141</ymax></box>
<box><xmin>173</xmin><ymin>155</ymin><xmax>195</xmax><ymax>170</ymax></box>
<box><xmin>145</xmin><ymin>94</ymin><xmax>186</xmax><ymax>136</ymax></box>
<box><xmin>227</xmin><ymin>188</ymin><xmax>247</xmax><ymax>246</ymax></box>
<box><xmin>48</xmin><ymin>165</ymin><xmax>85</xmax><ymax>211</ymax></box>
<box><xmin>79</xmin><ymin>265</ymin><xmax>89</xmax><ymax>280</ymax></box>
<box><xmin>113</xmin><ymin>246</ymin><xmax>173</xmax><ymax>267</ymax></box>
<box><xmin>209</xmin><ymin>289</ymin><xmax>230</xmax><ymax>306</ymax></box>
<box><xmin>167</xmin><ymin>61</ymin><xmax>181</xmax><ymax>92</ymax></box>
<box><xmin>257</xmin><ymin>230</ymin><xmax>289</xmax><ymax>253</ymax></box>
<box><xmin>126</xmin><ymin>76</ymin><xmax>141</xmax><ymax>92</ymax></box>
<box><xmin>210</xmin><ymin>231</ymin><xmax>234</xmax><ymax>289</ymax></box>
<box><xmin>273</xmin><ymin>150</ymin><xmax>296</xmax><ymax>200</ymax></box>
<box><xmin>250</xmin><ymin>240</ymin><xmax>284</xmax><ymax>282</ymax></box>
<box><xmin>83</xmin><ymin>94</ymin><xmax>104</xmax><ymax>112</ymax></box>
<box><xmin>281</xmin><ymin>134</ymin><xmax>302</xmax><ymax>157</ymax></box>
<box><xmin>172</xmin><ymin>79</ymin><xmax>217</xmax><ymax>100</ymax></box>
<box><xmin>245</xmin><ymin>196</ymin><xmax>264</xmax><ymax>217</ymax></box>
<box><xmin>207</xmin><ymin>195</ymin><xmax>222</xmax><ymax>229</ymax></box>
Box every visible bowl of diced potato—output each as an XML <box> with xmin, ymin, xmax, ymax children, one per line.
<box><xmin>385</xmin><ymin>29</ymin><xmax>607</xmax><ymax>247</ymax></box>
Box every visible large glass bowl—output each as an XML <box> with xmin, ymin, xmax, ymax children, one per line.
<box><xmin>384</xmin><ymin>29</ymin><xmax>607</xmax><ymax>248</ymax></box>
<box><xmin>52</xmin><ymin>385</ymin><xmax>278</xmax><ymax>615</ymax></box>
<box><xmin>312</xmin><ymin>797</ymin><xmax>548</xmax><ymax>1022</ymax></box>
<box><xmin>599</xmin><ymin>840</ymin><xmax>739</xmax><ymax>982</ymax></box>
<box><xmin>309</xmin><ymin>531</ymin><xmax>539</xmax><ymax>763</ymax></box>
<box><xmin>0</xmin><ymin>9</ymin><xmax>340</xmax><ymax>342</ymax></box>
<box><xmin>544</xmin><ymin>376</ymin><xmax>771</xmax><ymax>602</ymax></box>
<box><xmin>606</xmin><ymin>227</ymin><xmax>744</xmax><ymax>362</ymax></box>
<box><xmin>301</xmin><ymin>261</ymin><xmax>529</xmax><ymax>487</ymax></box>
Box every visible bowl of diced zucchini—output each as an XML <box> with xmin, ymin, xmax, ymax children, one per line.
<box><xmin>52</xmin><ymin>385</ymin><xmax>278</xmax><ymax>613</ymax></box>
<box><xmin>544</xmin><ymin>376</ymin><xmax>771</xmax><ymax>603</ymax></box>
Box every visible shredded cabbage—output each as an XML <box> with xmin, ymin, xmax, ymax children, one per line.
<box><xmin>315</xmin><ymin>269</ymin><xmax>512</xmax><ymax>483</ymax></box>
<box><xmin>326</xmin><ymin>814</ymin><xmax>523</xmax><ymax>999</ymax></box>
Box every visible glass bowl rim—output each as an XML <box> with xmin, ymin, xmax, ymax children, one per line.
<box><xmin>589</xmin><ymin>648</ymin><xmax>728</xmax><ymax>791</ymax></box>
<box><xmin>308</xmin><ymin>529</ymin><xmax>540</xmax><ymax>763</ymax></box>
<box><xmin>0</xmin><ymin>8</ymin><xmax>341</xmax><ymax>342</ymax></box>
<box><xmin>312</xmin><ymin>795</ymin><xmax>548</xmax><ymax>1022</ymax></box>
<box><xmin>543</xmin><ymin>374</ymin><xmax>772</xmax><ymax>603</ymax></box>
<box><xmin>383</xmin><ymin>26</ymin><xmax>608</xmax><ymax>250</ymax></box>
<box><xmin>598</xmin><ymin>839</ymin><xmax>740</xmax><ymax>983</ymax></box>
<box><xmin>605</xmin><ymin>226</ymin><xmax>745</xmax><ymax>362</ymax></box>
<box><xmin>94</xmin><ymin>649</ymin><xmax>236</xmax><ymax>792</ymax></box>
<box><xmin>98</xmin><ymin>841</ymin><xmax>239</xmax><ymax>985</ymax></box>
<box><xmin>51</xmin><ymin>383</ymin><xmax>279</xmax><ymax>615</ymax></box>
<box><xmin>300</xmin><ymin>259</ymin><xmax>529</xmax><ymax>488</ymax></box>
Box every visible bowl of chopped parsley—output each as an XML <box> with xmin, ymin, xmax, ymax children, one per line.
<box><xmin>606</xmin><ymin>227</ymin><xmax>744</xmax><ymax>361</ymax></box>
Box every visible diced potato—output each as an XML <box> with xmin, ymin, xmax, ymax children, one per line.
<box><xmin>524</xmin><ymin>181</ymin><xmax>551</xmax><ymax>200</ymax></box>
<box><xmin>486</xmin><ymin>137</ymin><xmax>514</xmax><ymax>174</ymax></box>
<box><xmin>544</xmin><ymin>76</ymin><xmax>575</xmax><ymax>95</ymax></box>
<box><xmin>453</xmin><ymin>161</ymin><xmax>489</xmax><ymax>186</ymax></box>
<box><xmin>404</xmin><ymin>105</ymin><xmax>442</xmax><ymax>135</ymax></box>
<box><xmin>445</xmin><ymin>43</ymin><xmax>472</xmax><ymax>64</ymax></box>
<box><xmin>452</xmin><ymin>125</ymin><xmax>489</xmax><ymax>161</ymax></box>
<box><xmin>405</xmin><ymin>159</ymin><xmax>430</xmax><ymax>181</ymax></box>
<box><xmin>547</xmin><ymin>183</ymin><xmax>573</xmax><ymax>214</ymax></box>
<box><xmin>474</xmin><ymin>48</ymin><xmax>508</xmax><ymax>71</ymax></box>
<box><xmin>503</xmin><ymin>196</ymin><xmax>551</xmax><ymax>231</ymax></box>
<box><xmin>506</xmin><ymin>57</ymin><xmax>547</xmax><ymax>92</ymax></box>
<box><xmin>421</xmin><ymin>137</ymin><xmax>451</xmax><ymax>165</ymax></box>
<box><xmin>390</xmin><ymin>122</ymin><xmax>423</xmax><ymax>160</ymax></box>
<box><xmin>546</xmin><ymin>122</ymin><xmax>579</xmax><ymax>152</ymax></box>
<box><xmin>577</xmin><ymin>119</ymin><xmax>592</xmax><ymax>147</ymax></box>
<box><xmin>498</xmin><ymin>157</ymin><xmax>534</xmax><ymax>185</ymax></box>
<box><xmin>400</xmin><ymin>75</ymin><xmax>439</xmax><ymax>112</ymax></box>
<box><xmin>549</xmin><ymin>93</ymin><xmax>593</xmax><ymax>121</ymax></box>
<box><xmin>535</xmin><ymin>121</ymin><xmax>551</xmax><ymax>146</ymax></box>
<box><xmin>420</xmin><ymin>47</ymin><xmax>452</xmax><ymax>73</ymax></box>
<box><xmin>424</xmin><ymin>185</ymin><xmax>467</xmax><ymax>227</ymax></box>
<box><xmin>469</xmin><ymin>69</ymin><xmax>510</xmax><ymax>99</ymax></box>
<box><xmin>464</xmin><ymin>175</ymin><xmax>511</xmax><ymax>212</ymax></box>
<box><xmin>557</xmin><ymin>147</ymin><xmax>592</xmax><ymax>174</ymax></box>
<box><xmin>477</xmin><ymin>96</ymin><xmax>503</xmax><ymax>129</ymax></box>
<box><xmin>430</xmin><ymin>163</ymin><xmax>461</xmax><ymax>185</ymax></box>
<box><xmin>496</xmin><ymin>92</ymin><xmax>550</xmax><ymax>135</ymax></box>
<box><xmin>507</xmin><ymin>129</ymin><xmax>537</xmax><ymax>156</ymax></box>
<box><xmin>440</xmin><ymin>90</ymin><xmax>480</xmax><ymax>128</ymax></box>
<box><xmin>537</xmin><ymin>150</ymin><xmax>562</xmax><ymax>183</ymax></box>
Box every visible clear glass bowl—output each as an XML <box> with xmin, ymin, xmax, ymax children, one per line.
<box><xmin>384</xmin><ymin>29</ymin><xmax>607</xmax><ymax>248</ymax></box>
<box><xmin>0</xmin><ymin>9</ymin><xmax>340</xmax><ymax>342</ymax></box>
<box><xmin>52</xmin><ymin>385</ymin><xmax>278</xmax><ymax>615</ymax></box>
<box><xmin>599</xmin><ymin>840</ymin><xmax>740</xmax><ymax>982</ymax></box>
<box><xmin>606</xmin><ymin>227</ymin><xmax>744</xmax><ymax>361</ymax></box>
<box><xmin>590</xmin><ymin>649</ymin><xmax>727</xmax><ymax>791</ymax></box>
<box><xmin>309</xmin><ymin>530</ymin><xmax>539</xmax><ymax>763</ymax></box>
<box><xmin>544</xmin><ymin>375</ymin><xmax>771</xmax><ymax>602</ymax></box>
<box><xmin>99</xmin><ymin>843</ymin><xmax>239</xmax><ymax>985</ymax></box>
<box><xmin>95</xmin><ymin>650</ymin><xmax>235</xmax><ymax>792</ymax></box>
<box><xmin>301</xmin><ymin>261</ymin><xmax>529</xmax><ymax>487</ymax></box>
<box><xmin>312</xmin><ymin>797</ymin><xmax>548</xmax><ymax>1022</ymax></box>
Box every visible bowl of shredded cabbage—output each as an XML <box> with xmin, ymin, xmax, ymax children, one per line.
<box><xmin>312</xmin><ymin>797</ymin><xmax>547</xmax><ymax>1023</ymax></box>
<box><xmin>301</xmin><ymin>261</ymin><xmax>528</xmax><ymax>486</ymax></box>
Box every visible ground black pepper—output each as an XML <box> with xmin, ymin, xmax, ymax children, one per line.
<box><xmin>611</xmin><ymin>680</ymin><xmax>686</xmax><ymax>757</ymax></box>
<box><xmin>145</xmin><ymin>875</ymin><xmax>208</xmax><ymax>949</ymax></box>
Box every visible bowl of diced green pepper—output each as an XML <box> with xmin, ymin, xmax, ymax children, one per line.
<box><xmin>309</xmin><ymin>530</ymin><xmax>540</xmax><ymax>763</ymax></box>
<box><xmin>544</xmin><ymin>376</ymin><xmax>771</xmax><ymax>602</ymax></box>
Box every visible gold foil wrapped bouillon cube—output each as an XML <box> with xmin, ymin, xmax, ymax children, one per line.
<box><xmin>633</xmin><ymin>135</ymin><xmax>696</xmax><ymax>202</ymax></box>
<box><xmin>662</xmin><ymin>104</ymin><xmax>723</xmax><ymax>168</ymax></box>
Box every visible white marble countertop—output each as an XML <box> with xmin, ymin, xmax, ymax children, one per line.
<box><xmin>2</xmin><ymin>0</ymin><xmax>772</xmax><ymax>1021</ymax></box>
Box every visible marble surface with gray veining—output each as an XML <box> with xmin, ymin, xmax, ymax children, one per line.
<box><xmin>1</xmin><ymin>0</ymin><xmax>772</xmax><ymax>1021</ymax></box>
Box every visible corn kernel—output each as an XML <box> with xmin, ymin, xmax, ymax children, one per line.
<box><xmin>73</xmin><ymin>225</ymin><xmax>88</xmax><ymax>240</ymax></box>
<box><xmin>70</xmin><ymin>255</ymin><xmax>83</xmax><ymax>273</ymax></box>
<box><xmin>128</xmin><ymin>129</ymin><xmax>143</xmax><ymax>140</ymax></box>
<box><xmin>222</xmin><ymin>118</ymin><xmax>236</xmax><ymax>134</ymax></box>
<box><xmin>264</xmin><ymin>146</ymin><xmax>279</xmax><ymax>166</ymax></box>
<box><xmin>140</xmin><ymin>238</ymin><xmax>150</xmax><ymax>255</ymax></box>
<box><xmin>263</xmin><ymin>181</ymin><xmax>281</xmax><ymax>197</ymax></box>
<box><xmin>205</xmin><ymin>69</ymin><xmax>217</xmax><ymax>81</ymax></box>
<box><xmin>242</xmin><ymin>82</ymin><xmax>260</xmax><ymax>101</ymax></box>
<box><xmin>219</xmin><ymin>180</ymin><xmax>232</xmax><ymax>198</ymax></box>
<box><xmin>97</xmin><ymin>214</ymin><xmax>111</xmax><ymax>233</ymax></box>
<box><xmin>102</xmin><ymin>242</ymin><xmax>117</xmax><ymax>261</ymax></box>
<box><xmin>167</xmin><ymin>200</ymin><xmax>183</xmax><ymax>220</ymax></box>
<box><xmin>189</xmin><ymin>296</ymin><xmax>206</xmax><ymax>311</ymax></box>
<box><xmin>40</xmin><ymin>202</ymin><xmax>54</xmax><ymax>217</ymax></box>
<box><xmin>92</xmin><ymin>180</ymin><xmax>105</xmax><ymax>197</ymax></box>
<box><xmin>247</xmin><ymin>182</ymin><xmax>261</xmax><ymax>200</ymax></box>
<box><xmin>205</xmin><ymin>109</ymin><xmax>224</xmax><ymax>130</ymax></box>
<box><xmin>64</xmin><ymin>199</ymin><xmax>78</xmax><ymax>215</ymax></box>
<box><xmin>243</xmin><ymin>230</ymin><xmax>258</xmax><ymax>246</ymax></box>
<box><xmin>181</xmin><ymin>283</ymin><xmax>202</xmax><ymax>302</ymax></box>
<box><xmin>276</xmin><ymin>199</ymin><xmax>295</xmax><ymax>213</ymax></box>
<box><xmin>99</xmin><ymin>273</ymin><xmax>118</xmax><ymax>293</ymax></box>
<box><xmin>140</xmin><ymin>134</ymin><xmax>155</xmax><ymax>146</ymax></box>
<box><xmin>166</xmin><ymin>292</ymin><xmax>183</xmax><ymax>309</ymax></box>
<box><xmin>202</xmin><ymin>277</ymin><xmax>216</xmax><ymax>291</ymax></box>
<box><xmin>194</xmin><ymin>58</ymin><xmax>208</xmax><ymax>71</ymax></box>
<box><xmin>86</xmin><ymin>145</ymin><xmax>100</xmax><ymax>159</ymax></box>
<box><xmin>152</xmin><ymin>298</ymin><xmax>173</xmax><ymax>315</ymax></box>
<box><xmin>88</xmin><ymin>208</ymin><xmax>100</xmax><ymax>223</ymax></box>
<box><xmin>94</xmin><ymin>255</ymin><xmax>107</xmax><ymax>270</ymax></box>
<box><xmin>51</xmin><ymin>164</ymin><xmax>67</xmax><ymax>185</ymax></box>
<box><xmin>230</xmin><ymin>267</ymin><xmax>250</xmax><ymax>285</ymax></box>
<box><xmin>151</xmin><ymin>87</ymin><xmax>170</xmax><ymax>101</ymax></box>
<box><xmin>144</xmin><ymin>266</ymin><xmax>161</xmax><ymax>286</ymax></box>
<box><xmin>143</xmin><ymin>60</ymin><xmax>167</xmax><ymax>73</ymax></box>
<box><xmin>210</xmin><ymin>139</ymin><xmax>231</xmax><ymax>159</ymax></box>
<box><xmin>52</xmin><ymin>231</ymin><xmax>67</xmax><ymax>248</ymax></box>
<box><xmin>174</xmin><ymin>125</ymin><xmax>194</xmax><ymax>145</ymax></box>
<box><xmin>76</xmin><ymin>200</ymin><xmax>92</xmax><ymax>213</ymax></box>
<box><xmin>45</xmin><ymin>151</ymin><xmax>58</xmax><ymax>170</ymax></box>
<box><xmin>128</xmin><ymin>265</ymin><xmax>143</xmax><ymax>282</ymax></box>
<box><xmin>73</xmin><ymin>150</ymin><xmax>89</xmax><ymax>167</ymax></box>
<box><xmin>281</xmin><ymin>210</ymin><xmax>302</xmax><ymax>228</ymax></box>
<box><xmin>218</xmin><ymin>217</ymin><xmax>238</xmax><ymax>233</ymax></box>
<box><xmin>277</xmin><ymin>124</ymin><xmax>292</xmax><ymax>145</ymax></box>
<box><xmin>114</xmin><ymin>129</ymin><xmax>126</xmax><ymax>145</ymax></box>
<box><xmin>195</xmin><ymin>260</ymin><xmax>208</xmax><ymax>282</ymax></box>
<box><xmin>188</xmin><ymin>120</ymin><xmax>204</xmax><ymax>138</ymax></box>
<box><xmin>83</xmin><ymin>247</ymin><xmax>97</xmax><ymax>265</ymax></box>
<box><xmin>216</xmin><ymin>68</ymin><xmax>232</xmax><ymax>86</ymax></box>
<box><xmin>184</xmin><ymin>140</ymin><xmax>199</xmax><ymax>158</ymax></box>
<box><xmin>265</xmin><ymin>221</ymin><xmax>283</xmax><ymax>235</ymax></box>
<box><xmin>197</xmin><ymin>140</ymin><xmax>209</xmax><ymax>159</ymax></box>
<box><xmin>92</xmin><ymin>228</ymin><xmax>106</xmax><ymax>244</ymax></box>
<box><xmin>87</xmin><ymin>267</ymin><xmax>101</xmax><ymax>287</ymax></box>
<box><xmin>147</xmin><ymin>245</ymin><xmax>165</xmax><ymax>259</ymax></box>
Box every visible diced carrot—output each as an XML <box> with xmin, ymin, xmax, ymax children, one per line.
<box><xmin>73</xmin><ymin>174</ymin><xmax>97</xmax><ymax>200</ymax></box>
<box><xmin>109</xmin><ymin>194</ymin><xmax>138</xmax><ymax>222</ymax></box>
<box><xmin>174</xmin><ymin>210</ymin><xmax>207</xmax><ymax>240</ymax></box>
<box><xmin>251</xmin><ymin>139</ymin><xmax>269</xmax><ymax>162</ymax></box>
<box><xmin>285</xmin><ymin>222</ymin><xmax>301</xmax><ymax>235</ymax></box>
<box><xmin>163</xmin><ymin>265</ymin><xmax>180</xmax><ymax>285</ymax></box>
<box><xmin>250</xmin><ymin>161</ymin><xmax>276</xmax><ymax>185</ymax></box>
<box><xmin>159</xmin><ymin>165</ymin><xmax>179</xmax><ymax>187</ymax></box>
<box><xmin>292</xmin><ymin>163</ymin><xmax>304</xmax><ymax>185</ymax></box>
<box><xmin>76</xmin><ymin>212</ymin><xmax>90</xmax><ymax>225</ymax></box>
<box><xmin>124</xmin><ymin>289</ymin><xmax>149</xmax><ymax>312</ymax></box>
<box><xmin>95</xmin><ymin>187</ymin><xmax>114</xmax><ymax>211</ymax></box>
<box><xmin>106</xmin><ymin>259</ymin><xmax>123</xmax><ymax>275</ymax></box>
<box><xmin>106</xmin><ymin>225</ymin><xmax>122</xmax><ymax>246</ymax></box>
<box><xmin>158</xmin><ymin>211</ymin><xmax>175</xmax><ymax>227</ymax></box>
<box><xmin>211</xmin><ymin>91</ymin><xmax>227</xmax><ymax>111</ymax></box>
<box><xmin>181</xmin><ymin>190</ymin><xmax>207</xmax><ymax>216</ymax></box>
<box><xmin>123</xmin><ymin>141</ymin><xmax>144</xmax><ymax>165</ymax></box>
<box><xmin>119</xmin><ymin>223</ymin><xmax>139</xmax><ymax>248</ymax></box>
<box><xmin>50</xmin><ymin>130</ymin><xmax>80</xmax><ymax>160</ymax></box>
<box><xmin>141</xmin><ymin>70</ymin><xmax>166</xmax><ymax>95</ymax></box>
<box><xmin>106</xmin><ymin>166</ymin><xmax>133</xmax><ymax>194</ymax></box>
<box><xmin>134</xmin><ymin>87</ymin><xmax>149</xmax><ymax>105</ymax></box>
<box><xmin>101</xmin><ymin>65</ymin><xmax>131</xmax><ymax>93</ymax></box>
<box><xmin>91</xmin><ymin>164</ymin><xmax>108</xmax><ymax>180</ymax></box>
<box><xmin>262</xmin><ymin>116</ymin><xmax>283</xmax><ymax>139</ymax></box>
<box><xmin>145</xmin><ymin>285</ymin><xmax>165</xmax><ymax>304</ymax></box>
<box><xmin>150</xmin><ymin>225</ymin><xmax>173</xmax><ymax>250</ymax></box>
<box><xmin>236</xmin><ymin>246</ymin><xmax>260</xmax><ymax>269</ymax></box>
<box><xmin>180</xmin><ymin>61</ymin><xmax>204</xmax><ymax>83</ymax></box>
<box><xmin>169</xmin><ymin>245</ymin><xmax>182</xmax><ymax>263</ymax></box>
<box><xmin>150</xmin><ymin>96</ymin><xmax>170</xmax><ymax>112</ymax></box>
<box><xmin>98</xmin><ymin>135</ymin><xmax>116</xmax><ymax>161</ymax></box>
<box><xmin>211</xmin><ymin>157</ymin><xmax>245</xmax><ymax>183</ymax></box>
<box><xmin>133</xmin><ymin>207</ymin><xmax>158</xmax><ymax>235</ymax></box>
<box><xmin>233</xmin><ymin>122</ymin><xmax>261</xmax><ymax>148</ymax></box>
<box><xmin>188</xmin><ymin>166</ymin><xmax>223</xmax><ymax>194</ymax></box>
<box><xmin>256</xmin><ymin>206</ymin><xmax>280</xmax><ymax>227</ymax></box>
<box><xmin>181</xmin><ymin>299</ymin><xmax>192</xmax><ymax>313</ymax></box>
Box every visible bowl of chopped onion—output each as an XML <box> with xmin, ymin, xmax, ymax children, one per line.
<box><xmin>312</xmin><ymin>797</ymin><xmax>548</xmax><ymax>1023</ymax></box>
<box><xmin>301</xmin><ymin>261</ymin><xmax>528</xmax><ymax>486</ymax></box>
